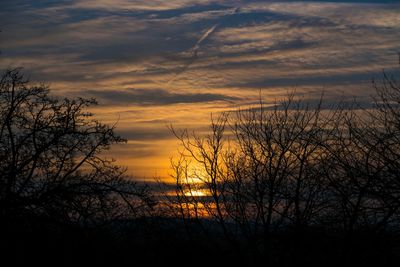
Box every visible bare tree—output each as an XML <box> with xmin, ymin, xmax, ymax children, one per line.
<box><xmin>0</xmin><ymin>68</ymin><xmax>153</xmax><ymax>227</ymax></box>
<box><xmin>167</xmin><ymin>95</ymin><xmax>342</xmax><ymax>259</ymax></box>
<box><xmin>169</xmin><ymin>114</ymin><xmax>234</xmax><ymax>240</ymax></box>
<box><xmin>163</xmin><ymin>57</ymin><xmax>400</xmax><ymax>265</ymax></box>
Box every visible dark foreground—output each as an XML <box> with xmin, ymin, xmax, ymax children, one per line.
<box><xmin>2</xmin><ymin>216</ymin><xmax>399</xmax><ymax>267</ymax></box>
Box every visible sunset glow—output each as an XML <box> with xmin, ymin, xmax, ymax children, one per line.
<box><xmin>2</xmin><ymin>1</ymin><xmax>400</xmax><ymax>265</ymax></box>
<box><xmin>1</xmin><ymin>0</ymin><xmax>399</xmax><ymax>181</ymax></box>
<box><xmin>184</xmin><ymin>189</ymin><xmax>207</xmax><ymax>197</ymax></box>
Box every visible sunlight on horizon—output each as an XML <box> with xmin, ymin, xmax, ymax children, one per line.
<box><xmin>184</xmin><ymin>189</ymin><xmax>207</xmax><ymax>197</ymax></box>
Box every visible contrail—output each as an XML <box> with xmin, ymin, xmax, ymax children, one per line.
<box><xmin>167</xmin><ymin>23</ymin><xmax>219</xmax><ymax>84</ymax></box>
<box><xmin>167</xmin><ymin>7</ymin><xmax>240</xmax><ymax>84</ymax></box>
<box><xmin>193</xmin><ymin>24</ymin><xmax>219</xmax><ymax>52</ymax></box>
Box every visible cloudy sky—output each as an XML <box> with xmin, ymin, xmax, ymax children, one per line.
<box><xmin>1</xmin><ymin>0</ymin><xmax>399</xmax><ymax>180</ymax></box>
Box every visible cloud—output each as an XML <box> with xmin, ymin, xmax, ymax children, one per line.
<box><xmin>235</xmin><ymin>98</ymin><xmax>376</xmax><ymax>112</ymax></box>
<box><xmin>1</xmin><ymin>0</ymin><xmax>400</xmax><ymax>178</ymax></box>
<box><xmin>226</xmin><ymin>69</ymin><xmax>389</xmax><ymax>89</ymax></box>
<box><xmin>82</xmin><ymin>88</ymin><xmax>239</xmax><ymax>106</ymax></box>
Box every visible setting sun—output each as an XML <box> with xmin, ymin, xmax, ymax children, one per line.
<box><xmin>184</xmin><ymin>189</ymin><xmax>207</xmax><ymax>197</ymax></box>
<box><xmin>1</xmin><ymin>0</ymin><xmax>400</xmax><ymax>266</ymax></box>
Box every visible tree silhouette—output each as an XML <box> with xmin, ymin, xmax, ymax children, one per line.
<box><xmin>165</xmin><ymin>61</ymin><xmax>400</xmax><ymax>266</ymax></box>
<box><xmin>0</xmin><ymin>68</ymin><xmax>152</xmax><ymax>228</ymax></box>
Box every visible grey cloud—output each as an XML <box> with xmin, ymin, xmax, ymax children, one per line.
<box><xmin>226</xmin><ymin>69</ymin><xmax>397</xmax><ymax>89</ymax></box>
<box><xmin>116</xmin><ymin>128</ymin><xmax>173</xmax><ymax>141</ymax></box>
<box><xmin>229</xmin><ymin>97</ymin><xmax>376</xmax><ymax>113</ymax></box>
<box><xmin>3</xmin><ymin>1</ymin><xmax>398</xmax><ymax>89</ymax></box>
<box><xmin>83</xmin><ymin>88</ymin><xmax>239</xmax><ymax>106</ymax></box>
<box><xmin>109</xmin><ymin>142</ymin><xmax>167</xmax><ymax>158</ymax></box>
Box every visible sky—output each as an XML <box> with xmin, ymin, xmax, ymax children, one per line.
<box><xmin>1</xmin><ymin>0</ymin><xmax>400</xmax><ymax>181</ymax></box>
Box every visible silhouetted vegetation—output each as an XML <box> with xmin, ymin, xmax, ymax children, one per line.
<box><xmin>2</xmin><ymin>64</ymin><xmax>400</xmax><ymax>266</ymax></box>
<box><xmin>0</xmin><ymin>68</ymin><xmax>154</xmax><ymax>265</ymax></box>
<box><xmin>164</xmin><ymin>63</ymin><xmax>400</xmax><ymax>266</ymax></box>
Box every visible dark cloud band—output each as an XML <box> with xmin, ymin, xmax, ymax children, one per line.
<box><xmin>82</xmin><ymin>88</ymin><xmax>239</xmax><ymax>106</ymax></box>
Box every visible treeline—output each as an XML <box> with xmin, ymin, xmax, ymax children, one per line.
<box><xmin>0</xmin><ymin>69</ymin><xmax>155</xmax><ymax>265</ymax></box>
<box><xmin>163</xmin><ymin>64</ymin><xmax>400</xmax><ymax>266</ymax></box>
<box><xmin>1</xmin><ymin>64</ymin><xmax>400</xmax><ymax>266</ymax></box>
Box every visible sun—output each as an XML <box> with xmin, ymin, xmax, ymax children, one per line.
<box><xmin>182</xmin><ymin>174</ymin><xmax>209</xmax><ymax>197</ymax></box>
<box><xmin>184</xmin><ymin>189</ymin><xmax>207</xmax><ymax>197</ymax></box>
